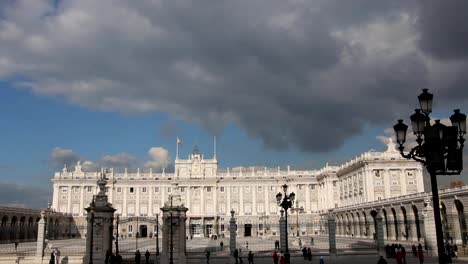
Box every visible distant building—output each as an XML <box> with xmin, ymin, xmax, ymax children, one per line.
<box><xmin>51</xmin><ymin>138</ymin><xmax>423</xmax><ymax>238</ymax></box>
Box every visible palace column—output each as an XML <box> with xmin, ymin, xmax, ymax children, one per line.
<box><xmin>123</xmin><ymin>187</ymin><xmax>127</xmax><ymax>217</ymax></box>
<box><xmin>67</xmin><ymin>185</ymin><xmax>72</xmax><ymax>213</ymax></box>
<box><xmin>136</xmin><ymin>186</ymin><xmax>140</xmax><ymax>216</ymax></box>
<box><xmin>305</xmin><ymin>185</ymin><xmax>311</xmax><ymax>213</ymax></box>
<box><xmin>400</xmin><ymin>169</ymin><xmax>407</xmax><ymax>195</ymax></box>
<box><xmin>201</xmin><ymin>186</ymin><xmax>205</xmax><ymax>215</ymax></box>
<box><xmin>148</xmin><ymin>185</ymin><xmax>153</xmax><ymax>216</ymax></box>
<box><xmin>79</xmin><ymin>185</ymin><xmax>84</xmax><ymax>216</ymax></box>
<box><xmin>252</xmin><ymin>185</ymin><xmax>257</xmax><ymax>215</ymax></box>
<box><xmin>240</xmin><ymin>186</ymin><xmax>244</xmax><ymax>215</ymax></box>
<box><xmin>383</xmin><ymin>169</ymin><xmax>391</xmax><ymax>199</ymax></box>
<box><xmin>264</xmin><ymin>187</ymin><xmax>269</xmax><ymax>215</ymax></box>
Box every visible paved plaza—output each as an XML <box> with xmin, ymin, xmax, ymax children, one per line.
<box><xmin>2</xmin><ymin>235</ymin><xmax>468</xmax><ymax>263</ymax></box>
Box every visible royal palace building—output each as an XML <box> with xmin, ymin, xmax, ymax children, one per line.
<box><xmin>51</xmin><ymin>139</ymin><xmax>424</xmax><ymax>238</ymax></box>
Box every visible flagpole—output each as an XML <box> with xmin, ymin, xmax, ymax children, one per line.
<box><xmin>176</xmin><ymin>138</ymin><xmax>179</xmax><ymax>160</ymax></box>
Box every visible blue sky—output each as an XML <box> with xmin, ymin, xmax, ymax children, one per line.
<box><xmin>1</xmin><ymin>0</ymin><xmax>467</xmax><ymax>208</ymax></box>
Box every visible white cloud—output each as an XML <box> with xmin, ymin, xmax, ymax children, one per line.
<box><xmin>145</xmin><ymin>147</ymin><xmax>171</xmax><ymax>170</ymax></box>
<box><xmin>51</xmin><ymin>147</ymin><xmax>80</xmax><ymax>168</ymax></box>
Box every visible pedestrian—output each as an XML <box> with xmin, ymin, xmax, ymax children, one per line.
<box><xmin>49</xmin><ymin>252</ymin><xmax>55</xmax><ymax>264</ymax></box>
<box><xmin>273</xmin><ymin>251</ymin><xmax>279</xmax><ymax>264</ymax></box>
<box><xmin>453</xmin><ymin>244</ymin><xmax>458</xmax><ymax>258</ymax></box>
<box><xmin>14</xmin><ymin>241</ymin><xmax>18</xmax><ymax>251</ymax></box>
<box><xmin>117</xmin><ymin>254</ymin><xmax>123</xmax><ymax>264</ymax></box>
<box><xmin>280</xmin><ymin>254</ymin><xmax>286</xmax><ymax>264</ymax></box>
<box><xmin>319</xmin><ymin>256</ymin><xmax>325</xmax><ymax>264</ymax></box>
<box><xmin>105</xmin><ymin>250</ymin><xmax>111</xmax><ymax>264</ymax></box>
<box><xmin>145</xmin><ymin>249</ymin><xmax>150</xmax><ymax>264</ymax></box>
<box><xmin>396</xmin><ymin>249</ymin><xmax>403</xmax><ymax>264</ymax></box>
<box><xmin>299</xmin><ymin>238</ymin><xmax>302</xmax><ymax>248</ymax></box>
<box><xmin>234</xmin><ymin>248</ymin><xmax>239</xmax><ymax>264</ymax></box>
<box><xmin>206</xmin><ymin>250</ymin><xmax>210</xmax><ymax>264</ymax></box>
<box><xmin>220</xmin><ymin>241</ymin><xmax>224</xmax><ymax>251</ymax></box>
<box><xmin>302</xmin><ymin>247</ymin><xmax>307</xmax><ymax>260</ymax></box>
<box><xmin>135</xmin><ymin>249</ymin><xmax>141</xmax><ymax>264</ymax></box>
<box><xmin>311</xmin><ymin>237</ymin><xmax>314</xmax><ymax>245</ymax></box>
<box><xmin>412</xmin><ymin>245</ymin><xmax>417</xmax><ymax>257</ymax></box>
<box><xmin>307</xmin><ymin>247</ymin><xmax>312</xmax><ymax>261</ymax></box>
<box><xmin>53</xmin><ymin>248</ymin><xmax>61</xmax><ymax>264</ymax></box>
<box><xmin>418</xmin><ymin>244</ymin><xmax>424</xmax><ymax>264</ymax></box>
<box><xmin>248</xmin><ymin>251</ymin><xmax>254</xmax><ymax>264</ymax></box>
<box><xmin>377</xmin><ymin>256</ymin><xmax>388</xmax><ymax>264</ymax></box>
<box><xmin>110</xmin><ymin>253</ymin><xmax>116</xmax><ymax>264</ymax></box>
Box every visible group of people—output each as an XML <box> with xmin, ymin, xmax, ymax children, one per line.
<box><xmin>301</xmin><ymin>247</ymin><xmax>313</xmax><ymax>261</ymax></box>
<box><xmin>48</xmin><ymin>248</ymin><xmax>61</xmax><ymax>264</ymax></box>
<box><xmin>232</xmin><ymin>248</ymin><xmax>254</xmax><ymax>264</ymax></box>
<box><xmin>384</xmin><ymin>244</ymin><xmax>407</xmax><ymax>264</ymax></box>
<box><xmin>104</xmin><ymin>250</ymin><xmax>123</xmax><ymax>264</ymax></box>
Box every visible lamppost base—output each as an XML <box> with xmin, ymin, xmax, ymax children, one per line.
<box><xmin>284</xmin><ymin>252</ymin><xmax>290</xmax><ymax>264</ymax></box>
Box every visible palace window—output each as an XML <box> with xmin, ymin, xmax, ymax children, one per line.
<box><xmin>206</xmin><ymin>187</ymin><xmax>212</xmax><ymax>192</ymax></box>
<box><xmin>310</xmin><ymin>185</ymin><xmax>315</xmax><ymax>190</ymax></box>
<box><xmin>74</xmin><ymin>187</ymin><xmax>80</xmax><ymax>193</ymax></box>
<box><xmin>129</xmin><ymin>187</ymin><xmax>134</xmax><ymax>193</ymax></box>
<box><xmin>155</xmin><ymin>187</ymin><xmax>160</xmax><ymax>193</ymax></box>
<box><xmin>62</xmin><ymin>187</ymin><xmax>68</xmax><ymax>193</ymax></box>
<box><xmin>142</xmin><ymin>187</ymin><xmax>147</xmax><ymax>193</ymax></box>
<box><xmin>128</xmin><ymin>225</ymin><xmax>133</xmax><ymax>233</ymax></box>
<box><xmin>105</xmin><ymin>187</ymin><xmax>109</xmax><ymax>193</ymax></box>
<box><xmin>117</xmin><ymin>187</ymin><xmax>122</xmax><ymax>193</ymax></box>
<box><xmin>167</xmin><ymin>187</ymin><xmax>172</xmax><ymax>193</ymax></box>
<box><xmin>270</xmin><ymin>186</ymin><xmax>275</xmax><ymax>192</ymax></box>
<box><xmin>221</xmin><ymin>224</ymin><xmax>225</xmax><ymax>232</ymax></box>
<box><xmin>259</xmin><ymin>224</ymin><xmax>264</xmax><ymax>230</ymax></box>
<box><xmin>232</xmin><ymin>187</ymin><xmax>238</xmax><ymax>193</ymax></box>
<box><xmin>245</xmin><ymin>186</ymin><xmax>250</xmax><ymax>193</ymax></box>
<box><xmin>86</xmin><ymin>186</ymin><xmax>92</xmax><ymax>193</ymax></box>
<box><xmin>220</xmin><ymin>187</ymin><xmax>225</xmax><ymax>193</ymax></box>
<box><xmin>180</xmin><ymin>187</ymin><xmax>185</xmax><ymax>193</ymax></box>
<box><xmin>257</xmin><ymin>186</ymin><xmax>263</xmax><ymax>192</ymax></box>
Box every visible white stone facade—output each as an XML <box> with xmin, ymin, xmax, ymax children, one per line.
<box><xmin>51</xmin><ymin>139</ymin><xmax>424</xmax><ymax>237</ymax></box>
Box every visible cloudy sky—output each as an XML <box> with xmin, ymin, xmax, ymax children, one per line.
<box><xmin>1</xmin><ymin>0</ymin><xmax>467</xmax><ymax>208</ymax></box>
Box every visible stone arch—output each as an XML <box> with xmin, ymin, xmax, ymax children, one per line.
<box><xmin>362</xmin><ymin>211</ymin><xmax>369</xmax><ymax>238</ymax></box>
<box><xmin>1</xmin><ymin>216</ymin><xmax>8</xmax><ymax>242</ymax></box>
<box><xmin>1</xmin><ymin>216</ymin><xmax>8</xmax><ymax>225</ymax></box>
<box><xmin>412</xmin><ymin>205</ymin><xmax>421</xmax><ymax>241</ymax></box>
<box><xmin>454</xmin><ymin>199</ymin><xmax>467</xmax><ymax>244</ymax></box>
<box><xmin>350</xmin><ymin>212</ymin><xmax>355</xmax><ymax>237</ymax></box>
<box><xmin>10</xmin><ymin>216</ymin><xmax>18</xmax><ymax>241</ymax></box>
<box><xmin>27</xmin><ymin>217</ymin><xmax>34</xmax><ymax>241</ymax></box>
<box><xmin>441</xmin><ymin>202</ymin><xmax>450</xmax><ymax>241</ymax></box>
<box><xmin>19</xmin><ymin>216</ymin><xmax>26</xmax><ymax>240</ymax></box>
<box><xmin>400</xmin><ymin>206</ymin><xmax>409</xmax><ymax>240</ymax></box>
<box><xmin>370</xmin><ymin>210</ymin><xmax>378</xmax><ymax>239</ymax></box>
<box><xmin>356</xmin><ymin>212</ymin><xmax>361</xmax><ymax>237</ymax></box>
<box><xmin>346</xmin><ymin>213</ymin><xmax>351</xmax><ymax>236</ymax></box>
<box><xmin>382</xmin><ymin>209</ymin><xmax>389</xmax><ymax>239</ymax></box>
<box><xmin>391</xmin><ymin>207</ymin><xmax>399</xmax><ymax>240</ymax></box>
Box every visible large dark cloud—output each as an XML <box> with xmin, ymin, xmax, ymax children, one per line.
<box><xmin>0</xmin><ymin>181</ymin><xmax>51</xmax><ymax>209</ymax></box>
<box><xmin>1</xmin><ymin>0</ymin><xmax>467</xmax><ymax>153</ymax></box>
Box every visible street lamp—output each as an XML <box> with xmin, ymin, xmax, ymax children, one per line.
<box><xmin>393</xmin><ymin>88</ymin><xmax>466</xmax><ymax>264</ymax></box>
<box><xmin>291</xmin><ymin>206</ymin><xmax>304</xmax><ymax>237</ymax></box>
<box><xmin>115</xmin><ymin>214</ymin><xmax>119</xmax><ymax>257</ymax></box>
<box><xmin>276</xmin><ymin>184</ymin><xmax>295</xmax><ymax>264</ymax></box>
<box><xmin>89</xmin><ymin>200</ymin><xmax>95</xmax><ymax>264</ymax></box>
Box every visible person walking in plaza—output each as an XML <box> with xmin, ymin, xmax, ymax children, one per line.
<box><xmin>279</xmin><ymin>253</ymin><xmax>286</xmax><ymax>264</ymax></box>
<box><xmin>135</xmin><ymin>249</ymin><xmax>141</xmax><ymax>264</ymax></box>
<box><xmin>234</xmin><ymin>248</ymin><xmax>239</xmax><ymax>264</ymax></box>
<box><xmin>109</xmin><ymin>253</ymin><xmax>116</xmax><ymax>264</ymax></box>
<box><xmin>417</xmin><ymin>244</ymin><xmax>424</xmax><ymax>264</ymax></box>
<box><xmin>49</xmin><ymin>252</ymin><xmax>55</xmax><ymax>264</ymax></box>
<box><xmin>145</xmin><ymin>249</ymin><xmax>150</xmax><ymax>264</ymax></box>
<box><xmin>302</xmin><ymin>247</ymin><xmax>307</xmax><ymax>260</ymax></box>
<box><xmin>319</xmin><ymin>256</ymin><xmax>325</xmax><ymax>264</ymax></box>
<box><xmin>396</xmin><ymin>249</ymin><xmax>403</xmax><ymax>264</ymax></box>
<box><xmin>220</xmin><ymin>241</ymin><xmax>224</xmax><ymax>251</ymax></box>
<box><xmin>14</xmin><ymin>241</ymin><xmax>18</xmax><ymax>252</ymax></box>
<box><xmin>307</xmin><ymin>247</ymin><xmax>312</xmax><ymax>261</ymax></box>
<box><xmin>453</xmin><ymin>244</ymin><xmax>458</xmax><ymax>258</ymax></box>
<box><xmin>206</xmin><ymin>250</ymin><xmax>211</xmax><ymax>264</ymax></box>
<box><xmin>273</xmin><ymin>251</ymin><xmax>279</xmax><ymax>264</ymax></box>
<box><xmin>248</xmin><ymin>251</ymin><xmax>254</xmax><ymax>264</ymax></box>
<box><xmin>53</xmin><ymin>248</ymin><xmax>60</xmax><ymax>264</ymax></box>
<box><xmin>377</xmin><ymin>256</ymin><xmax>388</xmax><ymax>264</ymax></box>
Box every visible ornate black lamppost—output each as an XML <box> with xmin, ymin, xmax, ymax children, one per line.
<box><xmin>276</xmin><ymin>184</ymin><xmax>295</xmax><ymax>264</ymax></box>
<box><xmin>393</xmin><ymin>88</ymin><xmax>466</xmax><ymax>264</ymax></box>
<box><xmin>115</xmin><ymin>214</ymin><xmax>119</xmax><ymax>257</ymax></box>
<box><xmin>88</xmin><ymin>200</ymin><xmax>95</xmax><ymax>264</ymax></box>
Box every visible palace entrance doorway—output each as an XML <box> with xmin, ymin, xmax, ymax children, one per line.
<box><xmin>244</xmin><ymin>224</ymin><xmax>252</xmax><ymax>237</ymax></box>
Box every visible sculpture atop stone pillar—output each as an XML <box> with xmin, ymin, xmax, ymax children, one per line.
<box><xmin>229</xmin><ymin>209</ymin><xmax>237</xmax><ymax>256</ymax></box>
<box><xmin>161</xmin><ymin>188</ymin><xmax>188</xmax><ymax>264</ymax></box>
<box><xmin>375</xmin><ymin>209</ymin><xmax>385</xmax><ymax>254</ymax></box>
<box><xmin>279</xmin><ymin>209</ymin><xmax>286</xmax><ymax>253</ymax></box>
<box><xmin>327</xmin><ymin>210</ymin><xmax>337</xmax><ymax>254</ymax></box>
<box><xmin>36</xmin><ymin>209</ymin><xmax>47</xmax><ymax>257</ymax></box>
<box><xmin>84</xmin><ymin>173</ymin><xmax>115</xmax><ymax>264</ymax></box>
<box><xmin>423</xmin><ymin>197</ymin><xmax>437</xmax><ymax>256</ymax></box>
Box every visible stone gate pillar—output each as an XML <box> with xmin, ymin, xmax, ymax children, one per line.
<box><xmin>36</xmin><ymin>210</ymin><xmax>47</xmax><ymax>257</ymax></box>
<box><xmin>229</xmin><ymin>209</ymin><xmax>237</xmax><ymax>256</ymax></box>
<box><xmin>161</xmin><ymin>194</ymin><xmax>188</xmax><ymax>264</ymax></box>
<box><xmin>423</xmin><ymin>198</ymin><xmax>437</xmax><ymax>256</ymax></box>
<box><xmin>279</xmin><ymin>209</ymin><xmax>286</xmax><ymax>253</ymax></box>
<box><xmin>328</xmin><ymin>210</ymin><xmax>336</xmax><ymax>254</ymax></box>
<box><xmin>375</xmin><ymin>210</ymin><xmax>385</xmax><ymax>254</ymax></box>
<box><xmin>84</xmin><ymin>175</ymin><xmax>116</xmax><ymax>264</ymax></box>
